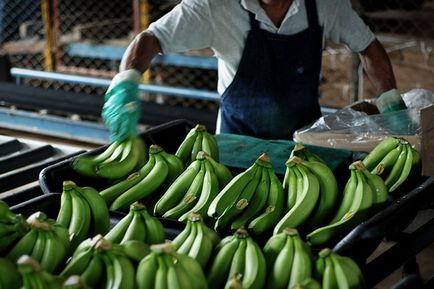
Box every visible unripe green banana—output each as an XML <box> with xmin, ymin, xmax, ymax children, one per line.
<box><xmin>295</xmin><ymin>157</ymin><xmax>339</xmax><ymax>231</ymax></box>
<box><xmin>121</xmin><ymin>210</ymin><xmax>147</xmax><ymax>244</ymax></box>
<box><xmin>176</xmin><ymin>127</ymin><xmax>199</xmax><ymax>167</ymax></box>
<box><xmin>96</xmin><ymin>136</ymin><xmax>142</xmax><ymax>179</ymax></box>
<box><xmin>384</xmin><ymin>143</ymin><xmax>408</xmax><ymax>189</ymax></box>
<box><xmin>206</xmin><ymin>154</ymin><xmax>233</xmax><ymax>189</ymax></box>
<box><xmin>0</xmin><ymin>257</ymin><xmax>22</xmax><ymax>289</ymax></box>
<box><xmin>159</xmin><ymin>150</ymin><xmax>185</xmax><ymax>188</ymax></box>
<box><xmin>136</xmin><ymin>252</ymin><xmax>158</xmax><ymax>289</ymax></box>
<box><xmin>208</xmin><ymin>163</ymin><xmax>258</xmax><ymax>219</ymax></box>
<box><xmin>292</xmin><ymin>277</ymin><xmax>321</xmax><ymax>289</ymax></box>
<box><xmin>329</xmin><ymin>169</ymin><xmax>357</xmax><ymax>224</ymax></box>
<box><xmin>60</xmin><ymin>247</ymin><xmax>94</xmax><ymax>278</ymax></box>
<box><xmin>372</xmin><ymin>142</ymin><xmax>404</xmax><ymax>176</ymax></box>
<box><xmin>265</xmin><ymin>229</ymin><xmax>294</xmax><ymax>289</ymax></box>
<box><xmin>110</xmin><ymin>148</ymin><xmax>170</xmax><ymax>211</ymax></box>
<box><xmin>68</xmin><ymin>189</ymin><xmax>91</xmax><ymax>250</ymax></box>
<box><xmin>76</xmin><ymin>184</ymin><xmax>110</xmax><ymax>235</ymax></box>
<box><xmin>242</xmin><ymin>236</ymin><xmax>266</xmax><ymax>289</ymax></box>
<box><xmin>283</xmin><ymin>165</ymin><xmax>298</xmax><ymax>209</ymax></box>
<box><xmin>173</xmin><ymin>251</ymin><xmax>208</xmax><ymax>289</ymax></box>
<box><xmin>288</xmin><ymin>234</ymin><xmax>313</xmax><ymax>289</ymax></box>
<box><xmin>322</xmin><ymin>256</ymin><xmax>338</xmax><ymax>289</ymax></box>
<box><xmin>7</xmin><ymin>227</ymin><xmax>39</xmax><ymax>262</ymax></box>
<box><xmin>214</xmin><ymin>165</ymin><xmax>262</xmax><ymax>233</ymax></box>
<box><xmin>263</xmin><ymin>230</ymin><xmax>287</xmax><ymax>266</ymax></box>
<box><xmin>104</xmin><ymin>211</ymin><xmax>134</xmax><ymax>244</ymax></box>
<box><xmin>56</xmin><ymin>188</ymin><xmax>73</xmax><ymax>228</ymax></box>
<box><xmin>362</xmin><ymin>136</ymin><xmax>400</xmax><ymax>171</ymax></box>
<box><xmin>180</xmin><ymin>160</ymin><xmax>220</xmax><ymax>222</ymax></box>
<box><xmin>273</xmin><ymin>164</ymin><xmax>320</xmax><ymax>234</ymax></box>
<box><xmin>228</xmin><ymin>239</ymin><xmax>246</xmax><ymax>279</ymax></box>
<box><xmin>248</xmin><ymin>167</ymin><xmax>284</xmax><ymax>235</ymax></box>
<box><xmin>231</xmin><ymin>165</ymin><xmax>270</xmax><ymax>230</ymax></box>
<box><xmin>154</xmin><ymin>159</ymin><xmax>202</xmax><ymax>216</ymax></box>
<box><xmin>202</xmin><ymin>130</ymin><xmax>220</xmax><ymax>162</ymax></box>
<box><xmin>141</xmin><ymin>209</ymin><xmax>165</xmax><ymax>244</ymax></box>
<box><xmin>388</xmin><ymin>143</ymin><xmax>414</xmax><ymax>192</ymax></box>
<box><xmin>183</xmin><ymin>214</ymin><xmax>214</xmax><ymax>269</ymax></box>
<box><xmin>99</xmin><ymin>171</ymin><xmax>146</xmax><ymax>204</ymax></box>
<box><xmin>79</xmin><ymin>254</ymin><xmax>103</xmax><ymax>289</ymax></box>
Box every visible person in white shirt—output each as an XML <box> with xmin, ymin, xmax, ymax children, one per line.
<box><xmin>102</xmin><ymin>0</ymin><xmax>403</xmax><ymax>141</ymax></box>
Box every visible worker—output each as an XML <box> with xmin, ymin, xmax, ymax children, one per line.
<box><xmin>102</xmin><ymin>0</ymin><xmax>405</xmax><ymax>142</ymax></box>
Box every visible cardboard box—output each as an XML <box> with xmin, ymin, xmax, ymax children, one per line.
<box><xmin>294</xmin><ymin>100</ymin><xmax>434</xmax><ymax>176</ymax></box>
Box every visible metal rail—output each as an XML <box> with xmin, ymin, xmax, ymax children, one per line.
<box><xmin>10</xmin><ymin>68</ymin><xmax>220</xmax><ymax>102</ymax></box>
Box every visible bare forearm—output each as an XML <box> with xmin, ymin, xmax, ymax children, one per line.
<box><xmin>359</xmin><ymin>38</ymin><xmax>396</xmax><ymax>95</ymax></box>
<box><xmin>119</xmin><ymin>31</ymin><xmax>161</xmax><ymax>74</ymax></box>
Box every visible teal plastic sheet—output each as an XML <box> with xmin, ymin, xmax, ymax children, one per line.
<box><xmin>216</xmin><ymin>133</ymin><xmax>353</xmax><ymax>176</ymax></box>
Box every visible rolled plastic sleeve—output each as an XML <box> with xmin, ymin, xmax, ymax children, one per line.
<box><xmin>147</xmin><ymin>0</ymin><xmax>214</xmax><ymax>54</ymax></box>
<box><xmin>326</xmin><ymin>0</ymin><xmax>376</xmax><ymax>52</ymax></box>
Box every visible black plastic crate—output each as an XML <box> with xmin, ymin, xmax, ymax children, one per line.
<box><xmin>10</xmin><ymin>193</ymin><xmax>184</xmax><ymax>240</ymax></box>
<box><xmin>1</xmin><ymin>184</ymin><xmax>44</xmax><ymax>207</ymax></box>
<box><xmin>39</xmin><ymin>119</ymin><xmax>195</xmax><ymax>195</ymax></box>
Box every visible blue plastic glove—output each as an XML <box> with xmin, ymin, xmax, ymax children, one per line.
<box><xmin>102</xmin><ymin>69</ymin><xmax>141</xmax><ymax>142</ymax></box>
<box><xmin>376</xmin><ymin>88</ymin><xmax>407</xmax><ymax>113</ymax></box>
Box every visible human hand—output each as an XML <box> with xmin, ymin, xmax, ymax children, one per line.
<box><xmin>376</xmin><ymin>88</ymin><xmax>407</xmax><ymax>114</ymax></box>
<box><xmin>101</xmin><ymin>69</ymin><xmax>141</xmax><ymax>142</ymax></box>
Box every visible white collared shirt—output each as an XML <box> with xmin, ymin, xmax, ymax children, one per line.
<box><xmin>148</xmin><ymin>0</ymin><xmax>375</xmax><ymax>95</ymax></box>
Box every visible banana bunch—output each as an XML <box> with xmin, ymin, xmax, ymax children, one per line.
<box><xmin>136</xmin><ymin>242</ymin><xmax>208</xmax><ymax>289</ymax></box>
<box><xmin>172</xmin><ymin>213</ymin><xmax>220</xmax><ymax>268</ymax></box>
<box><xmin>209</xmin><ymin>153</ymin><xmax>285</xmax><ymax>235</ymax></box>
<box><xmin>263</xmin><ymin>228</ymin><xmax>313</xmax><ymax>289</ymax></box>
<box><xmin>105</xmin><ymin>201</ymin><xmax>165</xmax><ymax>245</ymax></box>
<box><xmin>290</xmin><ymin>143</ymin><xmax>326</xmax><ymax>164</ymax></box>
<box><xmin>101</xmin><ymin>145</ymin><xmax>184</xmax><ymax>211</ymax></box>
<box><xmin>176</xmin><ymin>124</ymin><xmax>219</xmax><ymax>167</ymax></box>
<box><xmin>0</xmin><ymin>257</ymin><xmax>22</xmax><ymax>289</ymax></box>
<box><xmin>7</xmin><ymin>212</ymin><xmax>70</xmax><ymax>273</ymax></box>
<box><xmin>17</xmin><ymin>255</ymin><xmax>65</xmax><ymax>289</ymax></box>
<box><xmin>61</xmin><ymin>235</ymin><xmax>136</xmax><ymax>289</ymax></box>
<box><xmin>362</xmin><ymin>136</ymin><xmax>421</xmax><ymax>192</ymax></box>
<box><xmin>306</xmin><ymin>161</ymin><xmax>386</xmax><ymax>246</ymax></box>
<box><xmin>275</xmin><ymin>155</ymin><xmax>338</xmax><ymax>234</ymax></box>
<box><xmin>154</xmin><ymin>151</ymin><xmax>232</xmax><ymax>222</ymax></box>
<box><xmin>57</xmin><ymin>181</ymin><xmax>110</xmax><ymax>250</ymax></box>
<box><xmin>0</xmin><ymin>200</ymin><xmax>29</xmax><ymax>254</ymax></box>
<box><xmin>314</xmin><ymin>248</ymin><xmax>366</xmax><ymax>289</ymax></box>
<box><xmin>71</xmin><ymin>135</ymin><xmax>147</xmax><ymax>179</ymax></box>
<box><xmin>207</xmin><ymin>228</ymin><xmax>266</xmax><ymax>289</ymax></box>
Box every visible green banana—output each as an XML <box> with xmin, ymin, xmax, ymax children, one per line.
<box><xmin>242</xmin><ymin>236</ymin><xmax>266</xmax><ymax>289</ymax></box>
<box><xmin>40</xmin><ymin>230</ymin><xmax>68</xmax><ymax>273</ymax></box>
<box><xmin>288</xmin><ymin>234</ymin><xmax>313</xmax><ymax>289</ymax></box>
<box><xmin>333</xmin><ymin>254</ymin><xmax>366</xmax><ymax>288</ymax></box>
<box><xmin>113</xmin><ymin>254</ymin><xmax>136</xmax><ymax>289</ymax></box>
<box><xmin>273</xmin><ymin>164</ymin><xmax>320</xmax><ymax>234</ymax></box>
<box><xmin>154</xmin><ymin>159</ymin><xmax>202</xmax><ymax>216</ymax></box>
<box><xmin>174</xmin><ymin>251</ymin><xmax>208</xmax><ymax>289</ymax></box>
<box><xmin>263</xmin><ymin>231</ymin><xmax>287</xmax><ymax>267</ymax></box>
<box><xmin>121</xmin><ymin>210</ymin><xmax>146</xmax><ymax>243</ymax></box>
<box><xmin>96</xmin><ymin>136</ymin><xmax>142</xmax><ymax>179</ymax></box>
<box><xmin>159</xmin><ymin>150</ymin><xmax>185</xmax><ymax>188</ymax></box>
<box><xmin>141</xmin><ymin>208</ymin><xmax>165</xmax><ymax>244</ymax></box>
<box><xmin>99</xmin><ymin>171</ymin><xmax>147</xmax><ymax>205</ymax></box>
<box><xmin>329</xmin><ymin>169</ymin><xmax>357</xmax><ymax>224</ymax></box>
<box><xmin>68</xmin><ymin>189</ymin><xmax>91</xmax><ymax>250</ymax></box>
<box><xmin>76</xmin><ymin>185</ymin><xmax>110</xmax><ymax>235</ymax></box>
<box><xmin>206</xmin><ymin>154</ymin><xmax>233</xmax><ymax>189</ymax></box>
<box><xmin>110</xmin><ymin>149</ymin><xmax>169</xmax><ymax>211</ymax></box>
<box><xmin>56</xmin><ymin>188</ymin><xmax>73</xmax><ymax>228</ymax></box>
<box><xmin>60</xmin><ymin>247</ymin><xmax>94</xmax><ymax>277</ymax></box>
<box><xmin>121</xmin><ymin>239</ymin><xmax>150</xmax><ymax>262</ymax></box>
<box><xmin>266</xmin><ymin>231</ymin><xmax>294</xmax><ymax>289</ymax></box>
<box><xmin>180</xmin><ymin>160</ymin><xmax>220</xmax><ymax>222</ymax></box>
<box><xmin>188</xmin><ymin>218</ymin><xmax>214</xmax><ymax>269</ymax></box>
<box><xmin>136</xmin><ymin>252</ymin><xmax>158</xmax><ymax>289</ymax></box>
<box><xmin>0</xmin><ymin>257</ymin><xmax>22</xmax><ymax>289</ymax></box>
<box><xmin>155</xmin><ymin>254</ymin><xmax>169</xmax><ymax>289</ymax></box>
<box><xmin>104</xmin><ymin>210</ymin><xmax>134</xmax><ymax>243</ymax></box>
<box><xmin>214</xmin><ymin>166</ymin><xmax>261</xmax><ymax>233</ymax></box>
<box><xmin>323</xmin><ymin>257</ymin><xmax>338</xmax><ymax>289</ymax></box>
<box><xmin>372</xmin><ymin>142</ymin><xmax>403</xmax><ymax>176</ymax></box>
<box><xmin>176</xmin><ymin>127</ymin><xmax>199</xmax><ymax>167</ymax></box>
<box><xmin>296</xmin><ymin>157</ymin><xmax>339</xmax><ymax>231</ymax></box>
<box><xmin>177</xmin><ymin>219</ymin><xmax>197</xmax><ymax>254</ymax></box>
<box><xmin>79</xmin><ymin>254</ymin><xmax>103</xmax><ymax>288</ymax></box>
<box><xmin>362</xmin><ymin>136</ymin><xmax>400</xmax><ymax>171</ymax></box>
<box><xmin>7</xmin><ymin>227</ymin><xmax>38</xmax><ymax>262</ymax></box>
<box><xmin>248</xmin><ymin>167</ymin><xmax>284</xmax><ymax>235</ymax></box>
<box><xmin>208</xmin><ymin>163</ymin><xmax>258</xmax><ymax>219</ymax></box>
<box><xmin>202</xmin><ymin>130</ymin><xmax>220</xmax><ymax>162</ymax></box>
<box><xmin>384</xmin><ymin>143</ymin><xmax>408</xmax><ymax>189</ymax></box>
<box><xmin>172</xmin><ymin>221</ymin><xmax>192</xmax><ymax>249</ymax></box>
<box><xmin>30</xmin><ymin>229</ymin><xmax>46</xmax><ymax>263</ymax></box>
<box><xmin>228</xmin><ymin>239</ymin><xmax>246</xmax><ymax>279</ymax></box>
<box><xmin>293</xmin><ymin>278</ymin><xmax>321</xmax><ymax>289</ymax></box>
<box><xmin>206</xmin><ymin>236</ymin><xmax>240</xmax><ymax>289</ymax></box>
<box><xmin>389</xmin><ymin>143</ymin><xmax>414</xmax><ymax>192</ymax></box>
<box><xmin>330</xmin><ymin>254</ymin><xmax>359</xmax><ymax>289</ymax></box>
<box><xmin>70</xmin><ymin>141</ymin><xmax>120</xmax><ymax>178</ymax></box>
<box><xmin>283</xmin><ymin>165</ymin><xmax>298</xmax><ymax>209</ymax></box>
<box><xmin>163</xmin><ymin>162</ymin><xmax>206</xmax><ymax>219</ymax></box>
<box><xmin>231</xmin><ymin>165</ymin><xmax>270</xmax><ymax>230</ymax></box>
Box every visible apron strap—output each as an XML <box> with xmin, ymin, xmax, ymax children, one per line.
<box><xmin>247</xmin><ymin>11</ymin><xmax>260</xmax><ymax>30</ymax></box>
<box><xmin>305</xmin><ymin>0</ymin><xmax>320</xmax><ymax>27</ymax></box>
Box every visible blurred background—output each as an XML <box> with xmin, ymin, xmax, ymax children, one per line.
<box><xmin>0</xmin><ymin>0</ymin><xmax>433</xmax><ymax>116</ymax></box>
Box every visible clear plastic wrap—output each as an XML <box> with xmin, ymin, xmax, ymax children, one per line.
<box><xmin>293</xmin><ymin>89</ymin><xmax>434</xmax><ymax>152</ymax></box>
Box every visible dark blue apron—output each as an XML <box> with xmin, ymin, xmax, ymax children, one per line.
<box><xmin>220</xmin><ymin>0</ymin><xmax>323</xmax><ymax>140</ymax></box>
